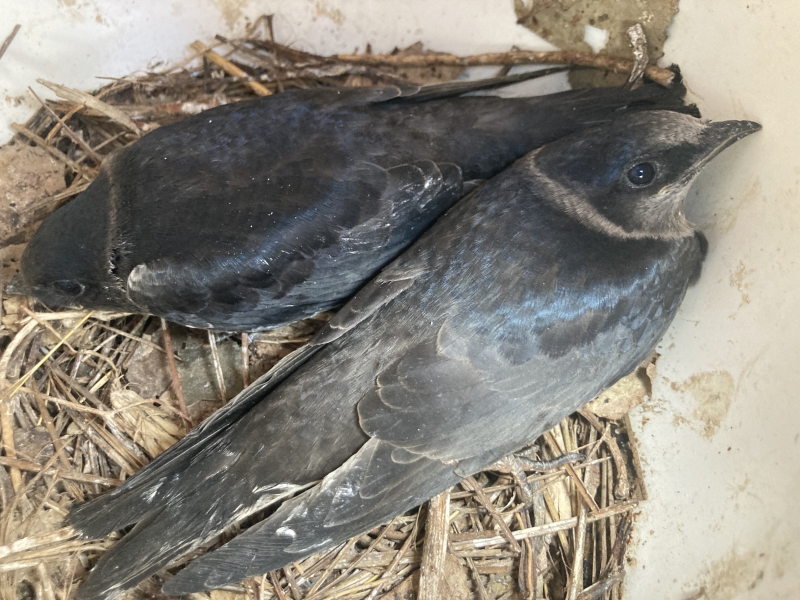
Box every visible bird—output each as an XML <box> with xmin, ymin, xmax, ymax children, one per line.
<box><xmin>66</xmin><ymin>109</ymin><xmax>760</xmax><ymax>599</ymax></box>
<box><xmin>14</xmin><ymin>70</ymin><xmax>698</xmax><ymax>331</ymax></box>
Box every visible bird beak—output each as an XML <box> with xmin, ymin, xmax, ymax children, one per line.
<box><xmin>5</xmin><ymin>273</ymin><xmax>30</xmax><ymax>296</ymax></box>
<box><xmin>689</xmin><ymin>119</ymin><xmax>762</xmax><ymax>176</ymax></box>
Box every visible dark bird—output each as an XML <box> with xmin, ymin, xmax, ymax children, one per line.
<box><xmin>16</xmin><ymin>71</ymin><xmax>697</xmax><ymax>331</ymax></box>
<box><xmin>67</xmin><ymin>110</ymin><xmax>760</xmax><ymax>599</ymax></box>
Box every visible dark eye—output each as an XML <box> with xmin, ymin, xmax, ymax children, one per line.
<box><xmin>52</xmin><ymin>280</ymin><xmax>84</xmax><ymax>296</ymax></box>
<box><xmin>627</xmin><ymin>162</ymin><xmax>656</xmax><ymax>186</ymax></box>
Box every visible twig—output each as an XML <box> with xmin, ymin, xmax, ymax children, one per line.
<box><xmin>32</xmin><ymin>388</ymin><xmax>84</xmax><ymax>501</ymax></box>
<box><xmin>0</xmin><ymin>24</ymin><xmax>20</xmax><ymax>63</ymax></box>
<box><xmin>13</xmin><ymin>310</ymin><xmax>130</xmax><ymax>323</ymax></box>
<box><xmin>19</xmin><ymin>306</ymin><xmax>77</xmax><ymax>353</ymax></box>
<box><xmin>27</xmin><ymin>87</ymin><xmax>103</xmax><ymax>166</ymax></box>
<box><xmin>464</xmin><ymin>555</ymin><xmax>491</xmax><ymax>600</ymax></box>
<box><xmin>0</xmin><ymin>320</ymin><xmax>39</xmax><ymax>384</ymax></box>
<box><xmin>576</xmin><ymin>574</ymin><xmax>624</xmax><ymax>600</ymax></box>
<box><xmin>364</xmin><ymin>518</ymin><xmax>419</xmax><ymax>600</ymax></box>
<box><xmin>541</xmin><ymin>484</ymin><xmax>571</xmax><ymax>552</ymax></box>
<box><xmin>0</xmin><ymin>456</ymin><xmax>120</xmax><ymax>486</ymax></box>
<box><xmin>545</xmin><ymin>431</ymin><xmax>601</xmax><ymax>512</ymax></box>
<box><xmin>44</xmin><ymin>103</ymin><xmax>84</xmax><ymax>144</ymax></box>
<box><xmin>249</xmin><ymin>38</ymin><xmax>327</xmax><ymax>65</ymax></box>
<box><xmin>515</xmin><ymin>512</ymin><xmax>535</xmax><ymax>600</ymax></box>
<box><xmin>0</xmin><ymin>396</ymin><xmax>20</xmax><ymax>491</ymax></box>
<box><xmin>623</xmin><ymin>414</ymin><xmax>648</xmax><ymax>501</ymax></box>
<box><xmin>268</xmin><ymin>571</ymin><xmax>288</xmax><ymax>600</ymax></box>
<box><xmin>0</xmin><ymin>538</ymin><xmax>111</xmax><ymax>572</ymax></box>
<box><xmin>20</xmin><ymin>181</ymin><xmax>90</xmax><ymax>213</ymax></box>
<box><xmin>303</xmin><ymin>542</ymin><xmax>354</xmax><ymax>597</ymax></box>
<box><xmin>36</xmin><ymin>79</ymin><xmax>141</xmax><ymax>135</ymax></box>
<box><xmin>0</xmin><ymin>527</ymin><xmax>78</xmax><ymax>560</ymax></box>
<box><xmin>160</xmin><ymin>319</ymin><xmax>190</xmax><ymax>424</ymax></box>
<box><xmin>10</xmin><ymin>123</ymin><xmax>86</xmax><ymax>175</ymax></box>
<box><xmin>1</xmin><ymin>311</ymin><xmax>94</xmax><ymax>402</ymax></box>
<box><xmin>450</xmin><ymin>500</ymin><xmax>637</xmax><ymax>551</ymax></box>
<box><xmin>577</xmin><ymin>408</ymin><xmax>604</xmax><ymax>433</ymax></box>
<box><xmin>334</xmin><ymin>49</ymin><xmax>675</xmax><ymax>87</ymax></box>
<box><xmin>207</xmin><ymin>332</ymin><xmax>227</xmax><ymax>403</ymax></box>
<box><xmin>566</xmin><ymin>503</ymin><xmax>588</xmax><ymax>600</ymax></box>
<box><xmin>51</xmin><ymin>377</ymin><xmax>146</xmax><ymax>473</ymax></box>
<box><xmin>281</xmin><ymin>564</ymin><xmax>302</xmax><ymax>600</ymax></box>
<box><xmin>463</xmin><ymin>476</ymin><xmax>521</xmax><ymax>552</ymax></box>
<box><xmin>190</xmin><ymin>40</ymin><xmax>271</xmax><ymax>96</ymax></box>
<box><xmin>603</xmin><ymin>427</ymin><xmax>630</xmax><ymax>499</ymax></box>
<box><xmin>91</xmin><ymin>321</ymin><xmax>173</xmax><ymax>355</ymax></box>
<box><xmin>242</xmin><ymin>332</ymin><xmax>250</xmax><ymax>387</ymax></box>
<box><xmin>418</xmin><ymin>490</ymin><xmax>450</xmax><ymax>600</ymax></box>
<box><xmin>321</xmin><ymin>523</ymin><xmax>391</xmax><ymax>591</ymax></box>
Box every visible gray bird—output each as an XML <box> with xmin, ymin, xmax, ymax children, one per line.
<box><xmin>15</xmin><ymin>71</ymin><xmax>696</xmax><ymax>331</ymax></box>
<box><xmin>67</xmin><ymin>110</ymin><xmax>760</xmax><ymax>600</ymax></box>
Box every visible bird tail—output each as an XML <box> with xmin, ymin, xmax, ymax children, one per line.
<box><xmin>384</xmin><ymin>66</ymin><xmax>570</xmax><ymax>104</ymax></box>
<box><xmin>75</xmin><ymin>483</ymin><xmax>303</xmax><ymax>600</ymax></box>
<box><xmin>68</xmin><ymin>343</ymin><xmax>323</xmax><ymax>539</ymax></box>
<box><xmin>161</xmin><ymin>440</ymin><xmax>460</xmax><ymax>594</ymax></box>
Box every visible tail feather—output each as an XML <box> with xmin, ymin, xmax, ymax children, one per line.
<box><xmin>68</xmin><ymin>344</ymin><xmax>323</xmax><ymax>539</ymax></box>
<box><xmin>76</xmin><ymin>485</ymin><xmax>300</xmax><ymax>600</ymax></box>
<box><xmin>163</xmin><ymin>440</ymin><xmax>460</xmax><ymax>594</ymax></box>
<box><xmin>385</xmin><ymin>67</ymin><xmax>570</xmax><ymax>104</ymax></box>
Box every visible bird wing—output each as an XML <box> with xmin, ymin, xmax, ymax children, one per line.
<box><xmin>69</xmin><ymin>219</ymin><xmax>435</xmax><ymax>542</ymax></box>
<box><xmin>159</xmin><ymin>288</ymin><xmax>654</xmax><ymax>593</ymax></box>
<box><xmin>383</xmin><ymin>67</ymin><xmax>568</xmax><ymax>103</ymax></box>
<box><xmin>124</xmin><ymin>159</ymin><xmax>463</xmax><ymax>330</ymax></box>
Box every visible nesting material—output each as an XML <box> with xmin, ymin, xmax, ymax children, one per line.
<box><xmin>0</xmin><ymin>28</ymin><xmax>650</xmax><ymax>600</ymax></box>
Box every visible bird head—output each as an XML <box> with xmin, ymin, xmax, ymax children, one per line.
<box><xmin>16</xmin><ymin>171</ymin><xmax>135</xmax><ymax>311</ymax></box>
<box><xmin>529</xmin><ymin>110</ymin><xmax>761</xmax><ymax>239</ymax></box>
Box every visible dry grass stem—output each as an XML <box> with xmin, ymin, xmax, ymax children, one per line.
<box><xmin>207</xmin><ymin>332</ymin><xmax>227</xmax><ymax>403</ymax></box>
<box><xmin>9</xmin><ymin>123</ymin><xmax>87</xmax><ymax>176</ymax></box>
<box><xmin>190</xmin><ymin>41</ymin><xmax>271</xmax><ymax>96</ymax></box>
<box><xmin>27</xmin><ymin>88</ymin><xmax>103</xmax><ymax>166</ymax></box>
<box><xmin>160</xmin><ymin>319</ymin><xmax>190</xmax><ymax>423</ymax></box>
<box><xmin>450</xmin><ymin>500</ymin><xmax>638</xmax><ymax>552</ymax></box>
<box><xmin>566</xmin><ymin>503</ymin><xmax>588</xmax><ymax>600</ymax></box>
<box><xmin>36</xmin><ymin>79</ymin><xmax>141</xmax><ymax>135</ymax></box>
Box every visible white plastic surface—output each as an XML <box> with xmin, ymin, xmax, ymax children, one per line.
<box><xmin>624</xmin><ymin>2</ymin><xmax>800</xmax><ymax>598</ymax></box>
<box><xmin>0</xmin><ymin>1</ymin><xmax>797</xmax><ymax>598</ymax></box>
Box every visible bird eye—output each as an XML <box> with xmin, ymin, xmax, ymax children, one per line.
<box><xmin>627</xmin><ymin>162</ymin><xmax>656</xmax><ymax>186</ymax></box>
<box><xmin>52</xmin><ymin>280</ymin><xmax>85</xmax><ymax>296</ymax></box>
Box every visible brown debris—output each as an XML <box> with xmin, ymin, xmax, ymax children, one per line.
<box><xmin>0</xmin><ymin>25</ymin><xmax>21</xmax><ymax>64</ymax></box>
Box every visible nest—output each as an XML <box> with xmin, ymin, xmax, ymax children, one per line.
<box><xmin>0</xmin><ymin>21</ymin><xmax>653</xmax><ymax>600</ymax></box>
